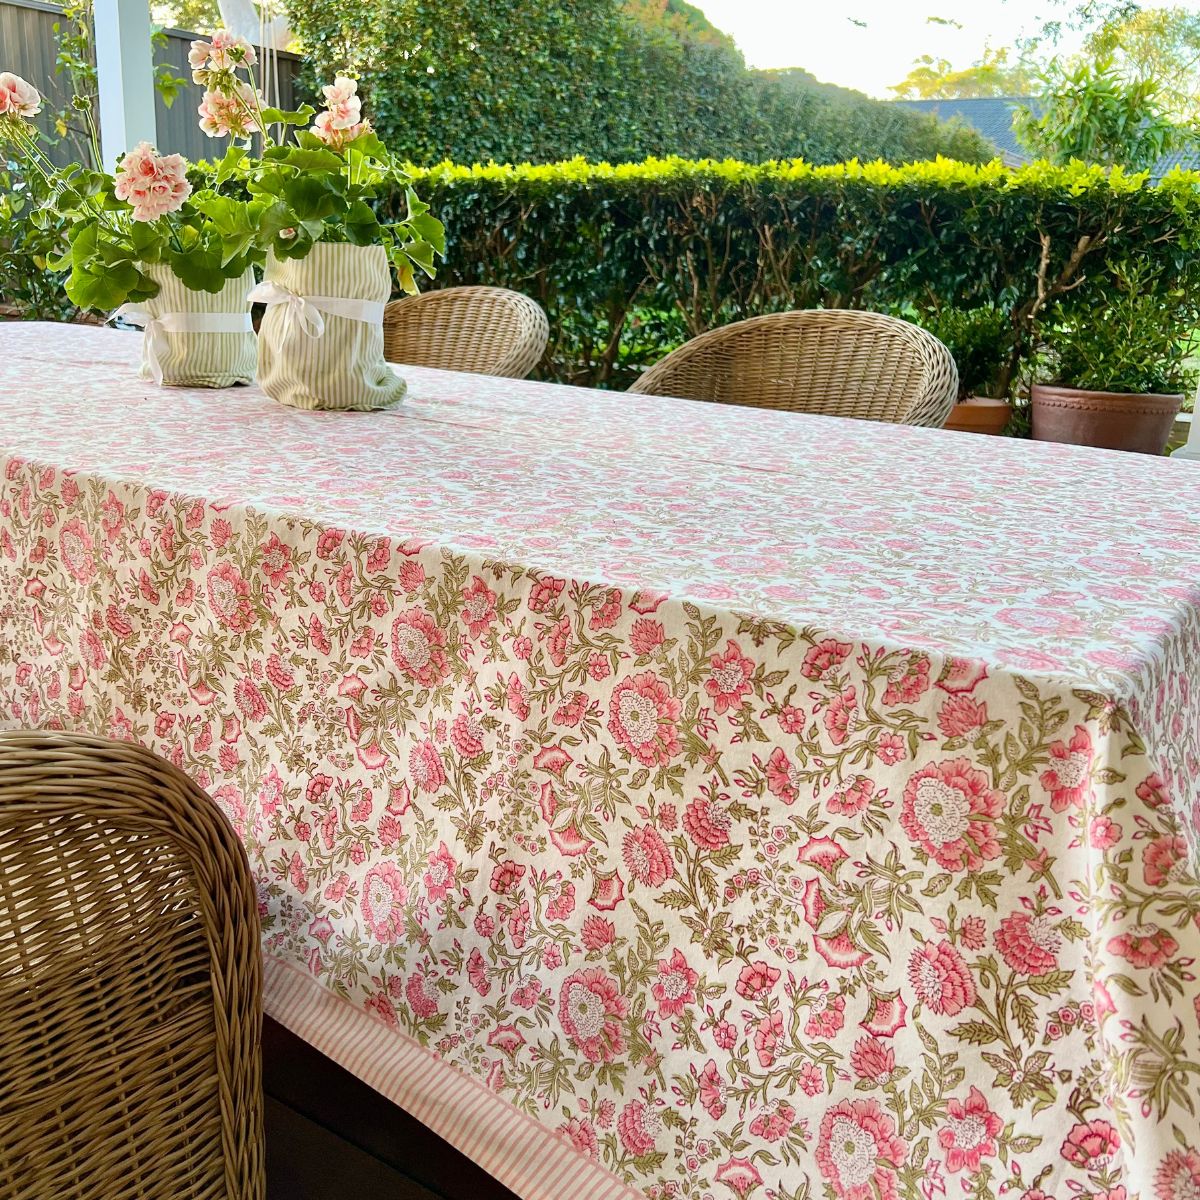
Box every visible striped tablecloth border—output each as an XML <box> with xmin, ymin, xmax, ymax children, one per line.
<box><xmin>263</xmin><ymin>955</ymin><xmax>642</xmax><ymax>1200</ymax></box>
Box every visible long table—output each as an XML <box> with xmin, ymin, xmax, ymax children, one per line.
<box><xmin>2</xmin><ymin>322</ymin><xmax>1199</xmax><ymax>1200</ymax></box>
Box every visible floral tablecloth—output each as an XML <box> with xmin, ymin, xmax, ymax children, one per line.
<box><xmin>2</xmin><ymin>322</ymin><xmax>1200</xmax><ymax>1200</ymax></box>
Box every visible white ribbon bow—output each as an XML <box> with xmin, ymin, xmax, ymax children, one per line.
<box><xmin>247</xmin><ymin>281</ymin><xmax>386</xmax><ymax>342</ymax></box>
<box><xmin>112</xmin><ymin>306</ymin><xmax>253</xmax><ymax>386</ymax></box>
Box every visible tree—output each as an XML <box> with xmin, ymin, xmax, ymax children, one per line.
<box><xmin>890</xmin><ymin>46</ymin><xmax>1039</xmax><ymax>99</ymax></box>
<box><xmin>1012</xmin><ymin>53</ymin><xmax>1181</xmax><ymax>170</ymax></box>
<box><xmin>151</xmin><ymin>0</ymin><xmax>220</xmax><ymax>33</ymax></box>
<box><xmin>1084</xmin><ymin>6</ymin><xmax>1200</xmax><ymax>120</ymax></box>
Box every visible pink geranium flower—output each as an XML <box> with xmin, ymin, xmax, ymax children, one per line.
<box><xmin>0</xmin><ymin>72</ymin><xmax>42</xmax><ymax>118</ymax></box>
<box><xmin>320</xmin><ymin>74</ymin><xmax>362</xmax><ymax>127</ymax></box>
<box><xmin>189</xmin><ymin>29</ymin><xmax>256</xmax><ymax>76</ymax></box>
<box><xmin>113</xmin><ymin>141</ymin><xmax>192</xmax><ymax>221</ymax></box>
<box><xmin>198</xmin><ymin>84</ymin><xmax>264</xmax><ymax>138</ymax></box>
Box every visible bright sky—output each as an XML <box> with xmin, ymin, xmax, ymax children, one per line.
<box><xmin>693</xmin><ymin>0</ymin><xmax>1079</xmax><ymax>96</ymax></box>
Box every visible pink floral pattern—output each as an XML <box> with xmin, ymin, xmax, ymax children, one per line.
<box><xmin>2</xmin><ymin>324</ymin><xmax>1200</xmax><ymax>1200</ymax></box>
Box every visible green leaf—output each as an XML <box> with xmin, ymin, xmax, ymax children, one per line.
<box><xmin>283</xmin><ymin>175</ymin><xmax>344</xmax><ymax>222</ymax></box>
<box><xmin>261</xmin><ymin>104</ymin><xmax>316</xmax><ymax>127</ymax></box>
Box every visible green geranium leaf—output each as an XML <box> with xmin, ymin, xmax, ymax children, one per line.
<box><xmin>167</xmin><ymin>244</ymin><xmax>228</xmax><ymax>292</ymax></box>
<box><xmin>348</xmin><ymin>131</ymin><xmax>389</xmax><ymax>161</ymax></box>
<box><xmin>409</xmin><ymin>211</ymin><xmax>445</xmax><ymax>254</ymax></box>
<box><xmin>261</xmin><ymin>104</ymin><xmax>316</xmax><ymax>127</ymax></box>
<box><xmin>404</xmin><ymin>238</ymin><xmax>437</xmax><ymax>275</ymax></box>
<box><xmin>129</xmin><ymin>220</ymin><xmax>165</xmax><ymax>263</ymax></box>
<box><xmin>213</xmin><ymin>144</ymin><xmax>249</xmax><ymax>187</ymax></box>
<box><xmin>264</xmin><ymin>145</ymin><xmax>344</xmax><ymax>174</ymax></box>
<box><xmin>283</xmin><ymin>174</ymin><xmax>344</xmax><ymax>222</ymax></box>
<box><xmin>272</xmin><ymin>226</ymin><xmax>314</xmax><ymax>259</ymax></box>
<box><xmin>344</xmin><ymin>199</ymin><xmax>381</xmax><ymax>244</ymax></box>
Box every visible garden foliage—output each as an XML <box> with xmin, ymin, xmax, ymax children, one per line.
<box><xmin>287</xmin><ymin>0</ymin><xmax>992</xmax><ymax>167</ymax></box>
<box><xmin>388</xmin><ymin>155</ymin><xmax>1200</xmax><ymax>396</ymax></box>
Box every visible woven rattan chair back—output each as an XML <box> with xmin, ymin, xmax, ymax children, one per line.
<box><xmin>383</xmin><ymin>286</ymin><xmax>549</xmax><ymax>379</ymax></box>
<box><xmin>0</xmin><ymin>730</ymin><xmax>263</xmax><ymax>1200</ymax></box>
<box><xmin>628</xmin><ymin>309</ymin><xmax>959</xmax><ymax>427</ymax></box>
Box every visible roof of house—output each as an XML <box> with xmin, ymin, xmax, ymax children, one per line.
<box><xmin>897</xmin><ymin>97</ymin><xmax>1037</xmax><ymax>166</ymax></box>
<box><xmin>895</xmin><ymin>95</ymin><xmax>1200</xmax><ymax>180</ymax></box>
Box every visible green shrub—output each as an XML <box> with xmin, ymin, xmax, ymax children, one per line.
<box><xmin>288</xmin><ymin>0</ymin><xmax>992</xmax><ymax>167</ymax></box>
<box><xmin>0</xmin><ymin>160</ymin><xmax>76</xmax><ymax>322</ymax></box>
<box><xmin>391</xmin><ymin>156</ymin><xmax>1200</xmax><ymax>398</ymax></box>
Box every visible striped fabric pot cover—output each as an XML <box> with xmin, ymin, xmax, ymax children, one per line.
<box><xmin>255</xmin><ymin>243</ymin><xmax>406</xmax><ymax>411</ymax></box>
<box><xmin>137</xmin><ymin>263</ymin><xmax>257</xmax><ymax>388</ymax></box>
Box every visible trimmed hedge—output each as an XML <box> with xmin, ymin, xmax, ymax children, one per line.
<box><xmin>288</xmin><ymin>0</ymin><xmax>992</xmax><ymax>167</ymax></box>
<box><xmin>392</xmin><ymin>156</ymin><xmax>1200</xmax><ymax>396</ymax></box>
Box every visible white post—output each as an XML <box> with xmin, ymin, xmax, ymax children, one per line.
<box><xmin>1171</xmin><ymin>381</ymin><xmax>1200</xmax><ymax>461</ymax></box>
<box><xmin>93</xmin><ymin>0</ymin><xmax>158</xmax><ymax>168</ymax></box>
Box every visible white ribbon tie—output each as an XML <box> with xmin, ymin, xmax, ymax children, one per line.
<box><xmin>247</xmin><ymin>281</ymin><xmax>386</xmax><ymax>343</ymax></box>
<box><xmin>113</xmin><ymin>306</ymin><xmax>253</xmax><ymax>386</ymax></box>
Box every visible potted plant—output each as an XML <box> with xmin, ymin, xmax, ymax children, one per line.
<box><xmin>1</xmin><ymin>66</ymin><xmax>260</xmax><ymax>386</ymax></box>
<box><xmin>191</xmin><ymin>40</ymin><xmax>445</xmax><ymax>410</ymax></box>
<box><xmin>1031</xmin><ymin>261</ymin><xmax>1191</xmax><ymax>454</ymax></box>
<box><xmin>925</xmin><ymin>305</ymin><xmax>1014</xmax><ymax>435</ymax></box>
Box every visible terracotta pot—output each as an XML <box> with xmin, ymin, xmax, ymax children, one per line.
<box><xmin>944</xmin><ymin>397</ymin><xmax>1012</xmax><ymax>436</ymax></box>
<box><xmin>1031</xmin><ymin>384</ymin><xmax>1182</xmax><ymax>455</ymax></box>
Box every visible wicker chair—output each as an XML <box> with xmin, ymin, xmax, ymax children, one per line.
<box><xmin>383</xmin><ymin>286</ymin><xmax>549</xmax><ymax>379</ymax></box>
<box><xmin>0</xmin><ymin>730</ymin><xmax>263</xmax><ymax>1200</ymax></box>
<box><xmin>628</xmin><ymin>309</ymin><xmax>959</xmax><ymax>427</ymax></box>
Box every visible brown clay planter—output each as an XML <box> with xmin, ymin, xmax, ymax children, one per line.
<box><xmin>944</xmin><ymin>397</ymin><xmax>1013</xmax><ymax>436</ymax></box>
<box><xmin>1031</xmin><ymin>384</ymin><xmax>1183</xmax><ymax>455</ymax></box>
